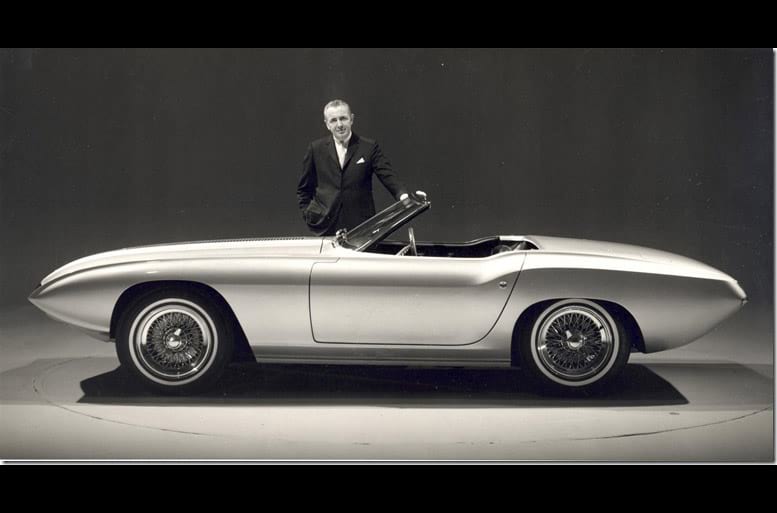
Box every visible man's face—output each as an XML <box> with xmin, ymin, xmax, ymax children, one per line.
<box><xmin>324</xmin><ymin>105</ymin><xmax>354</xmax><ymax>142</ymax></box>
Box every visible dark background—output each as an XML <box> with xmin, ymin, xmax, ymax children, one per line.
<box><xmin>1</xmin><ymin>48</ymin><xmax>773</xmax><ymax>321</ymax></box>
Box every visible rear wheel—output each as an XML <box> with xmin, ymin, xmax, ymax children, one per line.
<box><xmin>518</xmin><ymin>299</ymin><xmax>631</xmax><ymax>395</ymax></box>
<box><xmin>116</xmin><ymin>289</ymin><xmax>234</xmax><ymax>394</ymax></box>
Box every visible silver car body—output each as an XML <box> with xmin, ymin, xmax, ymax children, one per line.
<box><xmin>29</xmin><ymin>200</ymin><xmax>747</xmax><ymax>367</ymax></box>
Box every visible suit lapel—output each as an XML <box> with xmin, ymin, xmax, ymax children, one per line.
<box><xmin>325</xmin><ymin>139</ymin><xmax>340</xmax><ymax>169</ymax></box>
<box><xmin>342</xmin><ymin>133</ymin><xmax>359</xmax><ymax>171</ymax></box>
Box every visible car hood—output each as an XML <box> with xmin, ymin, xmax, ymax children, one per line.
<box><xmin>523</xmin><ymin>235</ymin><xmax>735</xmax><ymax>281</ymax></box>
<box><xmin>40</xmin><ymin>237</ymin><xmax>324</xmax><ymax>286</ymax></box>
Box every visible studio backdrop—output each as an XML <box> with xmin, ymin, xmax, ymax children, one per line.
<box><xmin>1</xmin><ymin>48</ymin><xmax>773</xmax><ymax>325</ymax></box>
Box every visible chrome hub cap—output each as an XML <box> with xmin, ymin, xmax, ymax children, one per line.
<box><xmin>165</xmin><ymin>328</ymin><xmax>184</xmax><ymax>350</ymax></box>
<box><xmin>564</xmin><ymin>329</ymin><xmax>586</xmax><ymax>349</ymax></box>
<box><xmin>535</xmin><ymin>305</ymin><xmax>615</xmax><ymax>381</ymax></box>
<box><xmin>131</xmin><ymin>301</ymin><xmax>216</xmax><ymax>382</ymax></box>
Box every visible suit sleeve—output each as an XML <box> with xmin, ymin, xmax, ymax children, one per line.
<box><xmin>371</xmin><ymin>140</ymin><xmax>407</xmax><ymax>200</ymax></box>
<box><xmin>297</xmin><ymin>143</ymin><xmax>317</xmax><ymax>212</ymax></box>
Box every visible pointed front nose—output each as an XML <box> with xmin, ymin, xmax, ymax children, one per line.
<box><xmin>729</xmin><ymin>280</ymin><xmax>747</xmax><ymax>305</ymax></box>
<box><xmin>28</xmin><ymin>282</ymin><xmax>44</xmax><ymax>306</ymax></box>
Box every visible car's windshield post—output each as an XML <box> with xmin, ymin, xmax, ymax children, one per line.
<box><xmin>334</xmin><ymin>228</ymin><xmax>348</xmax><ymax>247</ymax></box>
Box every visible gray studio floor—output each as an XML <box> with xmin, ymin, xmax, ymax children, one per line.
<box><xmin>0</xmin><ymin>303</ymin><xmax>773</xmax><ymax>461</ymax></box>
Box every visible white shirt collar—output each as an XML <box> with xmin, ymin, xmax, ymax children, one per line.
<box><xmin>333</xmin><ymin>133</ymin><xmax>352</xmax><ymax>147</ymax></box>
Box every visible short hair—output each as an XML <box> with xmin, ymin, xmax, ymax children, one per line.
<box><xmin>323</xmin><ymin>99</ymin><xmax>352</xmax><ymax>118</ymax></box>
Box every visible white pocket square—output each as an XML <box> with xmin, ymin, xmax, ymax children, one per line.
<box><xmin>356</xmin><ymin>157</ymin><xmax>365</xmax><ymax>164</ymax></box>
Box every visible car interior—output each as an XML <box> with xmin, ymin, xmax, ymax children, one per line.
<box><xmin>365</xmin><ymin>235</ymin><xmax>538</xmax><ymax>258</ymax></box>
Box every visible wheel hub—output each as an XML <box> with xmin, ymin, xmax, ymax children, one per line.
<box><xmin>165</xmin><ymin>328</ymin><xmax>185</xmax><ymax>350</ymax></box>
<box><xmin>564</xmin><ymin>329</ymin><xmax>586</xmax><ymax>350</ymax></box>
<box><xmin>535</xmin><ymin>305</ymin><xmax>616</xmax><ymax>381</ymax></box>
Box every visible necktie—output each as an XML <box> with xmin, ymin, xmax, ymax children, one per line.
<box><xmin>337</xmin><ymin>141</ymin><xmax>347</xmax><ymax>168</ymax></box>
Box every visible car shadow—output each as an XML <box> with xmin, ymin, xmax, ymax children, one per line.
<box><xmin>77</xmin><ymin>362</ymin><xmax>689</xmax><ymax>407</ymax></box>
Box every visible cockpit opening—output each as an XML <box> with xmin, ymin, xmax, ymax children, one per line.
<box><xmin>365</xmin><ymin>237</ymin><xmax>538</xmax><ymax>258</ymax></box>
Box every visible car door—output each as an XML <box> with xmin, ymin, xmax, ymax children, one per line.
<box><xmin>309</xmin><ymin>252</ymin><xmax>526</xmax><ymax>345</ymax></box>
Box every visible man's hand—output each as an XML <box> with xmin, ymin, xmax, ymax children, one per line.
<box><xmin>399</xmin><ymin>190</ymin><xmax>427</xmax><ymax>201</ymax></box>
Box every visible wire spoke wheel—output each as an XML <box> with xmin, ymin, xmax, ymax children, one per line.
<box><xmin>128</xmin><ymin>298</ymin><xmax>219</xmax><ymax>384</ymax></box>
<box><xmin>524</xmin><ymin>300</ymin><xmax>627</xmax><ymax>390</ymax></box>
<box><xmin>537</xmin><ymin>307</ymin><xmax>613</xmax><ymax>380</ymax></box>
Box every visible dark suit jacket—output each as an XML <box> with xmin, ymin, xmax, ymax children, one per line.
<box><xmin>297</xmin><ymin>133</ymin><xmax>407</xmax><ymax>235</ymax></box>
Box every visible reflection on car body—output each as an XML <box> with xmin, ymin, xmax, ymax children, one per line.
<box><xmin>29</xmin><ymin>193</ymin><xmax>747</xmax><ymax>395</ymax></box>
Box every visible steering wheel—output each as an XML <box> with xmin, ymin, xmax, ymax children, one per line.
<box><xmin>396</xmin><ymin>228</ymin><xmax>417</xmax><ymax>256</ymax></box>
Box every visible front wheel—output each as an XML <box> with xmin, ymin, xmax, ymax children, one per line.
<box><xmin>116</xmin><ymin>289</ymin><xmax>234</xmax><ymax>394</ymax></box>
<box><xmin>518</xmin><ymin>299</ymin><xmax>631</xmax><ymax>395</ymax></box>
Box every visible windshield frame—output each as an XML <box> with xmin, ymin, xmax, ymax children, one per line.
<box><xmin>338</xmin><ymin>193</ymin><xmax>431</xmax><ymax>252</ymax></box>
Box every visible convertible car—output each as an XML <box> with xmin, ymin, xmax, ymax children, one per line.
<box><xmin>29</xmin><ymin>193</ymin><xmax>747</xmax><ymax>394</ymax></box>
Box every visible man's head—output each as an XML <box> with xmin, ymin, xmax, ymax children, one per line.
<box><xmin>323</xmin><ymin>99</ymin><xmax>354</xmax><ymax>142</ymax></box>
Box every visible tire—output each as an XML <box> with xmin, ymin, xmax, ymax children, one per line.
<box><xmin>517</xmin><ymin>299</ymin><xmax>631</xmax><ymax>395</ymax></box>
<box><xmin>116</xmin><ymin>288</ymin><xmax>234</xmax><ymax>394</ymax></box>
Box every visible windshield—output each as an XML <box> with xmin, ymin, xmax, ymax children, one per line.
<box><xmin>340</xmin><ymin>193</ymin><xmax>430</xmax><ymax>251</ymax></box>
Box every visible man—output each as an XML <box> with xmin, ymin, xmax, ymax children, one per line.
<box><xmin>297</xmin><ymin>99</ymin><xmax>418</xmax><ymax>236</ymax></box>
